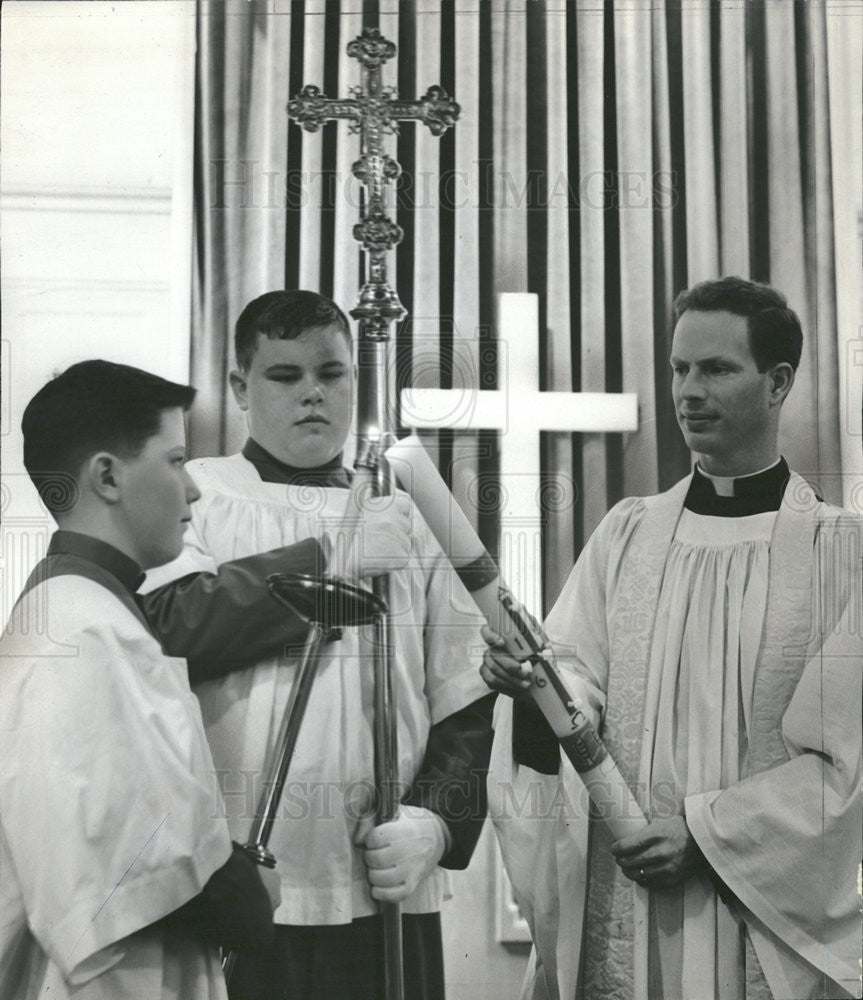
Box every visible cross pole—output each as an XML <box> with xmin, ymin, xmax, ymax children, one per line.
<box><xmin>288</xmin><ymin>28</ymin><xmax>458</xmax><ymax>1000</ymax></box>
<box><xmin>401</xmin><ymin>293</ymin><xmax>639</xmax><ymax>614</ymax></box>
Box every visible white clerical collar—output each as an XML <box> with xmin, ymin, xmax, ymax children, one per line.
<box><xmin>695</xmin><ymin>457</ymin><xmax>783</xmax><ymax>497</ymax></box>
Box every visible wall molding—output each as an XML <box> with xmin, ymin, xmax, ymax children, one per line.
<box><xmin>1</xmin><ymin>185</ymin><xmax>171</xmax><ymax>215</ymax></box>
<box><xmin>3</xmin><ymin>276</ymin><xmax>171</xmax><ymax>295</ymax></box>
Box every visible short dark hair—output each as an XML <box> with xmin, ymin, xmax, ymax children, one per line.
<box><xmin>235</xmin><ymin>290</ymin><xmax>351</xmax><ymax>371</ymax></box>
<box><xmin>673</xmin><ymin>276</ymin><xmax>803</xmax><ymax>372</ymax></box>
<box><xmin>22</xmin><ymin>360</ymin><xmax>196</xmax><ymax>514</ymax></box>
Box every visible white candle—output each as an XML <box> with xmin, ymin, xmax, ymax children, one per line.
<box><xmin>386</xmin><ymin>435</ymin><xmax>646</xmax><ymax>839</ymax></box>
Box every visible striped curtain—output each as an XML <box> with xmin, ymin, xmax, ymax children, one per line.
<box><xmin>191</xmin><ymin>0</ymin><xmax>861</xmax><ymax>612</ymax></box>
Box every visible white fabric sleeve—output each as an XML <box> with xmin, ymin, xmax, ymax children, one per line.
<box><xmin>0</xmin><ymin>578</ymin><xmax>232</xmax><ymax>983</ymax></box>
<box><xmin>685</xmin><ymin>597</ymin><xmax>863</xmax><ymax>995</ymax></box>
<box><xmin>413</xmin><ymin>502</ymin><xmax>490</xmax><ymax>724</ymax></box>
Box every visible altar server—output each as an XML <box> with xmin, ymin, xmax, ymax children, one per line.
<box><xmin>142</xmin><ymin>290</ymin><xmax>494</xmax><ymax>1000</ymax></box>
<box><xmin>0</xmin><ymin>360</ymin><xmax>273</xmax><ymax>1000</ymax></box>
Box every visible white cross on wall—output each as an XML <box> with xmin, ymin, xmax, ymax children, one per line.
<box><xmin>400</xmin><ymin>292</ymin><xmax>638</xmax><ymax>614</ymax></box>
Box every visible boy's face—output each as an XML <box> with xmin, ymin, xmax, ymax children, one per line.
<box><xmin>230</xmin><ymin>324</ymin><xmax>354</xmax><ymax>469</ymax></box>
<box><xmin>119</xmin><ymin>407</ymin><xmax>200</xmax><ymax>569</ymax></box>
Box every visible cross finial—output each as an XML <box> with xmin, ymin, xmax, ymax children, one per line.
<box><xmin>287</xmin><ymin>27</ymin><xmax>458</xmax><ymax>340</ymax></box>
<box><xmin>345</xmin><ymin>26</ymin><xmax>396</xmax><ymax>70</ymax></box>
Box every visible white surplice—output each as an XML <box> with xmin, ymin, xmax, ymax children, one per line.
<box><xmin>489</xmin><ymin>472</ymin><xmax>862</xmax><ymax>1000</ymax></box>
<box><xmin>143</xmin><ymin>453</ymin><xmax>489</xmax><ymax>925</ymax></box>
<box><xmin>0</xmin><ymin>574</ymin><xmax>232</xmax><ymax>1000</ymax></box>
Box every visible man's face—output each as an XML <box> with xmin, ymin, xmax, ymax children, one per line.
<box><xmin>120</xmin><ymin>407</ymin><xmax>200</xmax><ymax>569</ymax></box>
<box><xmin>670</xmin><ymin>309</ymin><xmax>779</xmax><ymax>476</ymax></box>
<box><xmin>230</xmin><ymin>325</ymin><xmax>354</xmax><ymax>469</ymax></box>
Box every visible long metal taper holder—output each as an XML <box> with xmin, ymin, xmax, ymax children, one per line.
<box><xmin>222</xmin><ymin>573</ymin><xmax>386</xmax><ymax>985</ymax></box>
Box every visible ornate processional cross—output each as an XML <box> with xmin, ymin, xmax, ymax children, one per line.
<box><xmin>288</xmin><ymin>26</ymin><xmax>457</xmax><ymax>346</ymax></box>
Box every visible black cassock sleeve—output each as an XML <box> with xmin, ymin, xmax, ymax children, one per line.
<box><xmin>511</xmin><ymin>696</ymin><xmax>561</xmax><ymax>775</ymax></box>
<box><xmin>403</xmin><ymin>692</ymin><xmax>497</xmax><ymax>870</ymax></box>
<box><xmin>160</xmin><ymin>844</ymin><xmax>274</xmax><ymax>950</ymax></box>
<box><xmin>140</xmin><ymin>538</ymin><xmax>326</xmax><ymax>682</ymax></box>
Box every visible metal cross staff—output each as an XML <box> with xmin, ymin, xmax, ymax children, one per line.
<box><xmin>289</xmin><ymin>27</ymin><xmax>457</xmax><ymax>336</ymax></box>
<box><xmin>288</xmin><ymin>27</ymin><xmax>458</xmax><ymax>1000</ymax></box>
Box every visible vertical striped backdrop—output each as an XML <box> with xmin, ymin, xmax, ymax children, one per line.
<box><xmin>192</xmin><ymin>0</ymin><xmax>861</xmax><ymax>611</ymax></box>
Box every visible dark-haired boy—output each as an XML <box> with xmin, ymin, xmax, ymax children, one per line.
<box><xmin>484</xmin><ymin>278</ymin><xmax>862</xmax><ymax>999</ymax></box>
<box><xmin>141</xmin><ymin>291</ymin><xmax>494</xmax><ymax>999</ymax></box>
<box><xmin>0</xmin><ymin>361</ymin><xmax>273</xmax><ymax>1000</ymax></box>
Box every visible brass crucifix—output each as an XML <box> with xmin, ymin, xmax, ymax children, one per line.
<box><xmin>288</xmin><ymin>26</ymin><xmax>458</xmax><ymax>339</ymax></box>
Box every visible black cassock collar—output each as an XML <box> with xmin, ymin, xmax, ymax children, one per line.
<box><xmin>242</xmin><ymin>438</ymin><xmax>352</xmax><ymax>489</ymax></box>
<box><xmin>684</xmin><ymin>457</ymin><xmax>790</xmax><ymax>517</ymax></box>
<box><xmin>48</xmin><ymin>530</ymin><xmax>145</xmax><ymax>592</ymax></box>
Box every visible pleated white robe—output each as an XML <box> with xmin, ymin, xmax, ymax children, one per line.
<box><xmin>144</xmin><ymin>453</ymin><xmax>490</xmax><ymax>926</ymax></box>
<box><xmin>490</xmin><ymin>472</ymin><xmax>862</xmax><ymax>1000</ymax></box>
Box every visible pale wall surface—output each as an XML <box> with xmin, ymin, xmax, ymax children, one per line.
<box><xmin>0</xmin><ymin>1</ymin><xmax>195</xmax><ymax>610</ymax></box>
<box><xmin>444</xmin><ymin>821</ymin><xmax>532</xmax><ymax>1000</ymax></box>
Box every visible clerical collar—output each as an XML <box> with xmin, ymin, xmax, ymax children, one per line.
<box><xmin>48</xmin><ymin>530</ymin><xmax>145</xmax><ymax>593</ymax></box>
<box><xmin>684</xmin><ymin>457</ymin><xmax>790</xmax><ymax>516</ymax></box>
<box><xmin>242</xmin><ymin>438</ymin><xmax>352</xmax><ymax>489</ymax></box>
<box><xmin>699</xmin><ymin>457</ymin><xmax>787</xmax><ymax>496</ymax></box>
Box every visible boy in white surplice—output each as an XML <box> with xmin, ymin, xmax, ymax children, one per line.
<box><xmin>0</xmin><ymin>361</ymin><xmax>273</xmax><ymax>1000</ymax></box>
<box><xmin>142</xmin><ymin>291</ymin><xmax>493</xmax><ymax>1000</ymax></box>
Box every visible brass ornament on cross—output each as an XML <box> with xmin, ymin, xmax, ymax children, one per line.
<box><xmin>287</xmin><ymin>26</ymin><xmax>459</xmax><ymax>339</ymax></box>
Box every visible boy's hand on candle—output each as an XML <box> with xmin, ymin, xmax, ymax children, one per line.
<box><xmin>610</xmin><ymin>816</ymin><xmax>708</xmax><ymax>890</ymax></box>
<box><xmin>479</xmin><ymin>624</ymin><xmax>535</xmax><ymax>697</ymax></box>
